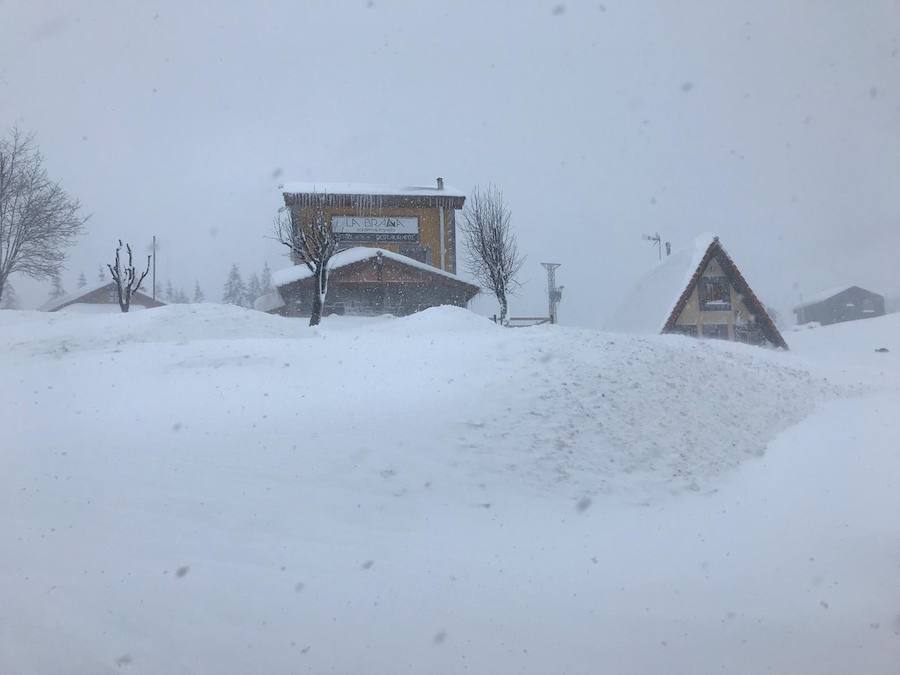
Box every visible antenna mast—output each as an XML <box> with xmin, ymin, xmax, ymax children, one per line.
<box><xmin>642</xmin><ymin>232</ymin><xmax>662</xmax><ymax>260</ymax></box>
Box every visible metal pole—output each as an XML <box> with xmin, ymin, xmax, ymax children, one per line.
<box><xmin>541</xmin><ymin>262</ymin><xmax>562</xmax><ymax>324</ymax></box>
<box><xmin>152</xmin><ymin>235</ymin><xmax>157</xmax><ymax>300</ymax></box>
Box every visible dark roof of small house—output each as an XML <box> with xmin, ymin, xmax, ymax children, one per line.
<box><xmin>792</xmin><ymin>285</ymin><xmax>882</xmax><ymax>311</ymax></box>
<box><xmin>279</xmin><ymin>181</ymin><xmax>466</xmax><ymax>209</ymax></box>
<box><xmin>40</xmin><ymin>280</ymin><xmax>164</xmax><ymax>312</ymax></box>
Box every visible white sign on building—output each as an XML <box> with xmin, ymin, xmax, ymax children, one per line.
<box><xmin>331</xmin><ymin>216</ymin><xmax>419</xmax><ymax>242</ymax></box>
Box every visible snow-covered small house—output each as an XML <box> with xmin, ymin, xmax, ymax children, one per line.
<box><xmin>605</xmin><ymin>235</ymin><xmax>787</xmax><ymax>349</ymax></box>
<box><xmin>793</xmin><ymin>286</ymin><xmax>885</xmax><ymax>326</ymax></box>
<box><xmin>258</xmin><ymin>247</ymin><xmax>479</xmax><ymax>317</ymax></box>
<box><xmin>40</xmin><ymin>281</ymin><xmax>165</xmax><ymax>313</ymax></box>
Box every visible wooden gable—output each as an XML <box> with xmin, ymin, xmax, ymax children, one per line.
<box><xmin>663</xmin><ymin>238</ymin><xmax>788</xmax><ymax>349</ymax></box>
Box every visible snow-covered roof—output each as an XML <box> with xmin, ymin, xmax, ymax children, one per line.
<box><xmin>604</xmin><ymin>234</ymin><xmax>716</xmax><ymax>334</ymax></box>
<box><xmin>39</xmin><ymin>280</ymin><xmax>159</xmax><ymax>312</ymax></box>
<box><xmin>278</xmin><ymin>181</ymin><xmax>466</xmax><ymax>199</ymax></box>
<box><xmin>271</xmin><ymin>247</ymin><xmax>475</xmax><ymax>287</ymax></box>
<box><xmin>793</xmin><ymin>286</ymin><xmax>859</xmax><ymax>310</ymax></box>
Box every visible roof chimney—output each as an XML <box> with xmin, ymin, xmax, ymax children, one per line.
<box><xmin>436</xmin><ymin>177</ymin><xmax>444</xmax><ymax>190</ymax></box>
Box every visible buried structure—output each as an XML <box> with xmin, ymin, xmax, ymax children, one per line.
<box><xmin>605</xmin><ymin>235</ymin><xmax>788</xmax><ymax>349</ymax></box>
<box><xmin>40</xmin><ymin>281</ymin><xmax>165</xmax><ymax>313</ymax></box>
<box><xmin>259</xmin><ymin>180</ymin><xmax>480</xmax><ymax>317</ymax></box>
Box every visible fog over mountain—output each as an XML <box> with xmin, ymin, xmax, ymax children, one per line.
<box><xmin>2</xmin><ymin>0</ymin><xmax>898</xmax><ymax>323</ymax></box>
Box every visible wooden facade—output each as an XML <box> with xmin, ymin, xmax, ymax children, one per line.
<box><xmin>269</xmin><ymin>250</ymin><xmax>479</xmax><ymax>318</ymax></box>
<box><xmin>280</xmin><ymin>180</ymin><xmax>464</xmax><ymax>274</ymax></box>
<box><xmin>663</xmin><ymin>238</ymin><xmax>788</xmax><ymax>349</ymax></box>
<box><xmin>270</xmin><ymin>180</ymin><xmax>477</xmax><ymax>317</ymax></box>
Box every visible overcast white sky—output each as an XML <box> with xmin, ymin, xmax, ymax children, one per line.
<box><xmin>1</xmin><ymin>0</ymin><xmax>898</xmax><ymax>324</ymax></box>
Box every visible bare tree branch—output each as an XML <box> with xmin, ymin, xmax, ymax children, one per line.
<box><xmin>0</xmin><ymin>127</ymin><xmax>87</xmax><ymax>300</ymax></box>
<box><xmin>273</xmin><ymin>199</ymin><xmax>338</xmax><ymax>326</ymax></box>
<box><xmin>107</xmin><ymin>239</ymin><xmax>151</xmax><ymax>313</ymax></box>
<box><xmin>460</xmin><ymin>185</ymin><xmax>524</xmax><ymax>323</ymax></box>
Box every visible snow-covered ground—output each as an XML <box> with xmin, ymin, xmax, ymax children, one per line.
<box><xmin>1</xmin><ymin>306</ymin><xmax>898</xmax><ymax>674</ymax></box>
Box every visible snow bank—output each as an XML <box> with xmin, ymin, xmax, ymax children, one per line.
<box><xmin>3</xmin><ymin>305</ymin><xmax>895</xmax><ymax>674</ymax></box>
<box><xmin>0</xmin><ymin>302</ymin><xmax>834</xmax><ymax>492</ymax></box>
<box><xmin>788</xmin><ymin>311</ymin><xmax>899</xmax><ymax>386</ymax></box>
<box><xmin>370</xmin><ymin>304</ymin><xmax>497</xmax><ymax>334</ymax></box>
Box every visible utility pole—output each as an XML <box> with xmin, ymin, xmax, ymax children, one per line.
<box><xmin>541</xmin><ymin>262</ymin><xmax>563</xmax><ymax>324</ymax></box>
<box><xmin>152</xmin><ymin>235</ymin><xmax>157</xmax><ymax>300</ymax></box>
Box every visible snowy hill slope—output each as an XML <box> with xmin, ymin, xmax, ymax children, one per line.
<box><xmin>788</xmin><ymin>311</ymin><xmax>900</xmax><ymax>381</ymax></box>
<box><xmin>1</xmin><ymin>305</ymin><xmax>898</xmax><ymax>674</ymax></box>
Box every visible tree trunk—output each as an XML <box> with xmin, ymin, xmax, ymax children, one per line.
<box><xmin>115</xmin><ymin>282</ymin><xmax>129</xmax><ymax>313</ymax></box>
<box><xmin>498</xmin><ymin>292</ymin><xmax>508</xmax><ymax>325</ymax></box>
<box><xmin>308</xmin><ymin>265</ymin><xmax>325</xmax><ymax>327</ymax></box>
<box><xmin>309</xmin><ymin>291</ymin><xmax>322</xmax><ymax>326</ymax></box>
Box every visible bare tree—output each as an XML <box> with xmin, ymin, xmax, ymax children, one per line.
<box><xmin>0</xmin><ymin>128</ymin><xmax>87</xmax><ymax>302</ymax></box>
<box><xmin>274</xmin><ymin>202</ymin><xmax>338</xmax><ymax>326</ymax></box>
<box><xmin>107</xmin><ymin>240</ymin><xmax>151</xmax><ymax>313</ymax></box>
<box><xmin>460</xmin><ymin>185</ymin><xmax>524</xmax><ymax>324</ymax></box>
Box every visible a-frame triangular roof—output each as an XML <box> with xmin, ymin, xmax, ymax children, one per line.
<box><xmin>605</xmin><ymin>235</ymin><xmax>787</xmax><ymax>349</ymax></box>
<box><xmin>662</xmin><ymin>237</ymin><xmax>787</xmax><ymax>349</ymax></box>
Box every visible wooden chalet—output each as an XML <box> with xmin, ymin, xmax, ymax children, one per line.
<box><xmin>605</xmin><ymin>235</ymin><xmax>787</xmax><ymax>349</ymax></box>
<box><xmin>259</xmin><ymin>247</ymin><xmax>479</xmax><ymax>317</ymax></box>
<box><xmin>262</xmin><ymin>179</ymin><xmax>479</xmax><ymax>317</ymax></box>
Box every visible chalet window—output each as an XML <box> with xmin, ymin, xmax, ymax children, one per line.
<box><xmin>699</xmin><ymin>276</ymin><xmax>731</xmax><ymax>311</ymax></box>
<box><xmin>701</xmin><ymin>323</ymin><xmax>729</xmax><ymax>339</ymax></box>
<box><xmin>667</xmin><ymin>324</ymin><xmax>697</xmax><ymax>336</ymax></box>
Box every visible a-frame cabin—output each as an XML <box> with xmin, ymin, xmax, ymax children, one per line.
<box><xmin>605</xmin><ymin>235</ymin><xmax>788</xmax><ymax>349</ymax></box>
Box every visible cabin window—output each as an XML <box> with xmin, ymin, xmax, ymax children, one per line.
<box><xmin>699</xmin><ymin>276</ymin><xmax>731</xmax><ymax>311</ymax></box>
<box><xmin>701</xmin><ymin>323</ymin><xmax>729</xmax><ymax>339</ymax></box>
<box><xmin>862</xmin><ymin>298</ymin><xmax>875</xmax><ymax>313</ymax></box>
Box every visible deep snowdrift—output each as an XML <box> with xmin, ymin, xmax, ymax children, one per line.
<box><xmin>1</xmin><ymin>304</ymin><xmax>837</xmax><ymax>495</ymax></box>
<box><xmin>2</xmin><ymin>305</ymin><xmax>898</xmax><ymax>674</ymax></box>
